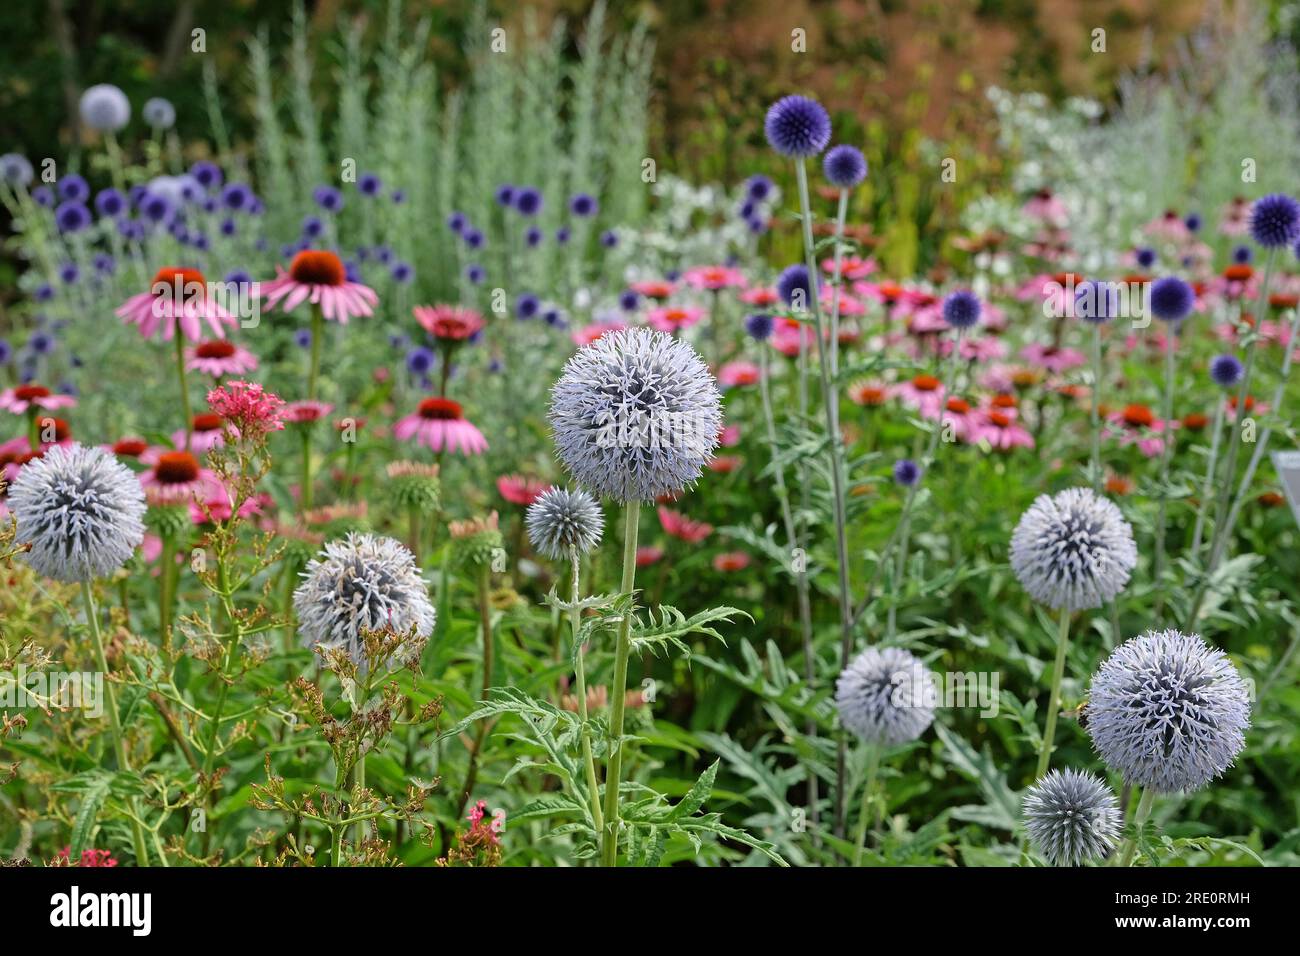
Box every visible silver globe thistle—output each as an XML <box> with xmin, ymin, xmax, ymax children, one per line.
<box><xmin>0</xmin><ymin>153</ymin><xmax>34</xmax><ymax>188</ymax></box>
<box><xmin>142</xmin><ymin>97</ymin><xmax>176</xmax><ymax>130</ymax></box>
<box><xmin>1023</xmin><ymin>769</ymin><xmax>1122</xmax><ymax>866</ymax></box>
<box><xmin>8</xmin><ymin>443</ymin><xmax>146</xmax><ymax>583</ymax></box>
<box><xmin>79</xmin><ymin>84</ymin><xmax>131</xmax><ymax>133</ymax></box>
<box><xmin>549</xmin><ymin>328</ymin><xmax>722</xmax><ymax>502</ymax></box>
<box><xmin>1088</xmin><ymin>629</ymin><xmax>1250</xmax><ymax>793</ymax></box>
<box><xmin>1009</xmin><ymin>487</ymin><xmax>1136</xmax><ymax>611</ymax></box>
<box><xmin>526</xmin><ymin>486</ymin><xmax>604</xmax><ymax>559</ymax></box>
<box><xmin>293</xmin><ymin>532</ymin><xmax>435</xmax><ymax>666</ymax></box>
<box><xmin>834</xmin><ymin>646</ymin><xmax>935</xmax><ymax>746</ymax></box>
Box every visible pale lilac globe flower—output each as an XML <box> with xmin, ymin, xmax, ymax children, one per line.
<box><xmin>1022</xmin><ymin>769</ymin><xmax>1122</xmax><ymax>866</ymax></box>
<box><xmin>834</xmin><ymin>646</ymin><xmax>935</xmax><ymax>746</ymax></box>
<box><xmin>79</xmin><ymin>84</ymin><xmax>131</xmax><ymax>133</ymax></box>
<box><xmin>525</xmin><ymin>486</ymin><xmax>605</xmax><ymax>559</ymax></box>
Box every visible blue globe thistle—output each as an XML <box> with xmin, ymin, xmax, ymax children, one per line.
<box><xmin>1135</xmin><ymin>247</ymin><xmax>1157</xmax><ymax>269</ymax></box>
<box><xmin>744</xmin><ymin>312</ymin><xmax>774</xmax><ymax>341</ymax></box>
<box><xmin>93</xmin><ymin>253</ymin><xmax>115</xmax><ymax>275</ymax></box>
<box><xmin>549</xmin><ymin>328</ymin><xmax>722</xmax><ymax>502</ymax></box>
<box><xmin>293</xmin><ymin>532</ymin><xmax>436</xmax><ymax>668</ymax></box>
<box><xmin>219</xmin><ymin>217</ymin><xmax>237</xmax><ymax>237</ymax></box>
<box><xmin>1088</xmin><ymin>629</ymin><xmax>1251</xmax><ymax>792</ymax></box>
<box><xmin>746</xmin><ymin>216</ymin><xmax>767</xmax><ymax>235</ymax></box>
<box><xmin>1248</xmin><ymin>194</ymin><xmax>1300</xmax><ymax>248</ymax></box>
<box><xmin>58</xmin><ymin>175</ymin><xmax>89</xmax><ymax>202</ymax></box>
<box><xmin>823</xmin><ymin>144</ymin><xmax>868</xmax><ymax>189</ymax></box>
<box><xmin>1209</xmin><ymin>354</ymin><xmax>1244</xmax><ymax>388</ymax></box>
<box><xmin>301</xmin><ymin>215</ymin><xmax>323</xmax><ymax>239</ymax></box>
<box><xmin>142</xmin><ymin>97</ymin><xmax>176</xmax><ymax>130</ymax></box>
<box><xmin>1149</xmin><ymin>276</ymin><xmax>1194</xmax><ymax>322</ymax></box>
<box><xmin>893</xmin><ymin>458</ymin><xmax>920</xmax><ymax>486</ymax></box>
<box><xmin>1074</xmin><ymin>280</ymin><xmax>1119</xmax><ymax>324</ymax></box>
<box><xmin>406</xmin><ymin>347</ymin><xmax>435</xmax><ymax>375</ymax></box>
<box><xmin>466</xmin><ymin>263</ymin><xmax>485</xmax><ymax>284</ymax></box>
<box><xmin>464</xmin><ymin>228</ymin><xmax>484</xmax><ymax>249</ymax></box>
<box><xmin>8</xmin><ymin>443</ymin><xmax>146</xmax><ymax>583</ymax></box>
<box><xmin>514</xmin><ymin>187</ymin><xmax>543</xmax><ymax>216</ymax></box>
<box><xmin>446</xmin><ymin>211</ymin><xmax>466</xmax><ymax>234</ymax></box>
<box><xmin>525</xmin><ymin>226</ymin><xmax>543</xmax><ymax>248</ymax></box>
<box><xmin>59</xmin><ymin>263</ymin><xmax>79</xmax><ymax>284</ymax></box>
<box><xmin>391</xmin><ymin>261</ymin><xmax>414</xmax><ymax>284</ymax></box>
<box><xmin>391</xmin><ymin>189</ymin><xmax>406</xmax><ymax>204</ymax></box>
<box><xmin>1010</xmin><ymin>487</ymin><xmax>1137</xmax><ymax>611</ymax></box>
<box><xmin>141</xmin><ymin>192</ymin><xmax>173</xmax><ymax>223</ymax></box>
<box><xmin>569</xmin><ymin>193</ymin><xmax>598</xmax><ymax>217</ymax></box>
<box><xmin>526</xmin><ymin>486</ymin><xmax>605</xmax><ymax>559</ymax></box>
<box><xmin>494</xmin><ymin>183</ymin><xmax>515</xmax><ymax>206</ymax></box>
<box><xmin>220</xmin><ymin>183</ymin><xmax>252</xmax><ymax>211</ymax></box>
<box><xmin>357</xmin><ymin>172</ymin><xmax>382</xmax><ymax>197</ymax></box>
<box><xmin>555</xmin><ymin>227</ymin><xmax>571</xmax><ymax>245</ymax></box>
<box><xmin>34</xmin><ymin>284</ymin><xmax>54</xmax><ymax>303</ymax></box>
<box><xmin>294</xmin><ymin>328</ymin><xmax>313</xmax><ymax>349</ymax></box>
<box><xmin>738</xmin><ymin>199</ymin><xmax>756</xmax><ymax>219</ymax></box>
<box><xmin>29</xmin><ymin>331</ymin><xmax>55</xmax><ymax>355</ymax></box>
<box><xmin>776</xmin><ymin>263</ymin><xmax>815</xmax><ymax>311</ymax></box>
<box><xmin>764</xmin><ymin>95</ymin><xmax>832</xmax><ymax>158</ymax></box>
<box><xmin>374</xmin><ymin>245</ymin><xmax>393</xmax><ymax>264</ymax></box>
<box><xmin>79</xmin><ymin>84</ymin><xmax>131</xmax><ymax>132</ymax></box>
<box><xmin>744</xmin><ymin>174</ymin><xmax>774</xmax><ymax>202</ymax></box>
<box><xmin>834</xmin><ymin>646</ymin><xmax>935</xmax><ymax>746</ymax></box>
<box><xmin>224</xmin><ymin>269</ymin><xmax>251</xmax><ymax>288</ymax></box>
<box><xmin>941</xmin><ymin>289</ymin><xmax>982</xmax><ymax>329</ymax></box>
<box><xmin>516</xmin><ymin>293</ymin><xmax>541</xmax><ymax>320</ymax></box>
<box><xmin>313</xmin><ymin>185</ymin><xmax>344</xmax><ymax>213</ymax></box>
<box><xmin>1022</xmin><ymin>769</ymin><xmax>1122</xmax><ymax>867</ymax></box>
<box><xmin>94</xmin><ymin>188</ymin><xmax>125</xmax><ymax>218</ymax></box>
<box><xmin>55</xmin><ymin>201</ymin><xmax>91</xmax><ymax>233</ymax></box>
<box><xmin>1232</xmin><ymin>245</ymin><xmax>1252</xmax><ymax>264</ymax></box>
<box><xmin>599</xmin><ymin>230</ymin><xmax>618</xmax><ymax>248</ymax></box>
<box><xmin>1184</xmin><ymin>212</ymin><xmax>1202</xmax><ymax>233</ymax></box>
<box><xmin>190</xmin><ymin>161</ymin><xmax>222</xmax><ymax>190</ymax></box>
<box><xmin>0</xmin><ymin>153</ymin><xmax>34</xmax><ymax>187</ymax></box>
<box><xmin>0</xmin><ymin>339</ymin><xmax>10</xmax><ymax>363</ymax></box>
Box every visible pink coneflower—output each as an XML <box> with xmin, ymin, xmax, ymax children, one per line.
<box><xmin>718</xmin><ymin>424</ymin><xmax>741</xmax><ymax>447</ymax></box>
<box><xmin>206</xmin><ymin>380</ymin><xmax>286</xmax><ymax>440</ymax></box>
<box><xmin>173</xmin><ymin>413</ymin><xmax>230</xmax><ymax>453</ymax></box>
<box><xmin>394</xmin><ymin>397</ymin><xmax>488</xmax><ymax>455</ymax></box>
<box><xmin>707</xmin><ymin>455</ymin><xmax>743</xmax><ymax>473</ymax></box>
<box><xmin>283</xmin><ymin>400</ymin><xmax>335</xmax><ymax>425</ymax></box>
<box><xmin>190</xmin><ymin>487</ymin><xmax>267</xmax><ymax>525</ymax></box>
<box><xmin>955</xmin><ymin>336</ymin><xmax>1007</xmax><ymax>362</ymax></box>
<box><xmin>497</xmin><ymin>474</ymin><xmax>547</xmax><ymax>506</ymax></box>
<box><xmin>116</xmin><ymin>266</ymin><xmax>238</xmax><ymax>342</ymax></box>
<box><xmin>140</xmin><ymin>450</ymin><xmax>223</xmax><ymax>506</ymax></box>
<box><xmin>740</xmin><ymin>286</ymin><xmax>780</xmax><ymax>307</ymax></box>
<box><xmin>657</xmin><ymin>506</ymin><xmax>713</xmax><ymax>543</ymax></box>
<box><xmin>414</xmin><ymin>304</ymin><xmax>486</xmax><ymax>341</ymax></box>
<box><xmin>1020</xmin><ymin>343</ymin><xmax>1086</xmax><ymax>374</ymax></box>
<box><xmin>109</xmin><ymin>437</ymin><xmax>149</xmax><ymax>459</ymax></box>
<box><xmin>977</xmin><ymin>409</ymin><xmax>1035</xmax><ymax>450</ymax></box>
<box><xmin>1103</xmin><ymin>403</ymin><xmax>1174</xmax><ymax>458</ymax></box>
<box><xmin>935</xmin><ymin>396</ymin><xmax>982</xmax><ymax>442</ymax></box>
<box><xmin>261</xmin><ymin>250</ymin><xmax>377</xmax><ymax>323</ymax></box>
<box><xmin>0</xmin><ymin>384</ymin><xmax>76</xmax><ymax>415</ymax></box>
<box><xmin>635</xmin><ymin>546</ymin><xmax>664</xmax><ymax>567</ymax></box>
<box><xmin>1022</xmin><ymin>188</ymin><xmax>1068</xmax><ymax>226</ymax></box>
<box><xmin>712</xmin><ymin>551</ymin><xmax>751</xmax><ymax>572</ymax></box>
<box><xmin>895</xmin><ymin>373</ymin><xmax>946</xmax><ymax>417</ymax></box>
<box><xmin>683</xmin><ymin>265</ymin><xmax>747</xmax><ymax>291</ymax></box>
<box><xmin>717</xmin><ymin>361</ymin><xmax>760</xmax><ymax>388</ymax></box>
<box><xmin>646</xmin><ymin>305</ymin><xmax>706</xmax><ymax>333</ymax></box>
<box><xmin>821</xmin><ymin>255</ymin><xmax>876</xmax><ymax>280</ymax></box>
<box><xmin>770</xmin><ymin>317</ymin><xmax>814</xmax><ymax>356</ymax></box>
<box><xmin>848</xmin><ymin>380</ymin><xmax>891</xmax><ymax>407</ymax></box>
<box><xmin>186</xmin><ymin>339</ymin><xmax>258</xmax><ymax>377</ymax></box>
<box><xmin>629</xmin><ymin>279</ymin><xmax>676</xmax><ymax>300</ymax></box>
<box><xmin>1143</xmin><ymin>210</ymin><xmax>1189</xmax><ymax>242</ymax></box>
<box><xmin>1219</xmin><ymin>196</ymin><xmax>1250</xmax><ymax>237</ymax></box>
<box><xmin>572</xmin><ymin>320</ymin><xmax>627</xmax><ymax>347</ymax></box>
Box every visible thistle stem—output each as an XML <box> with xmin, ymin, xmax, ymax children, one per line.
<box><xmin>1117</xmin><ymin>787</ymin><xmax>1156</xmax><ymax>867</ymax></box>
<box><xmin>1035</xmin><ymin>607</ymin><xmax>1072</xmax><ymax>780</ymax></box>
<box><xmin>1190</xmin><ymin>399</ymin><xmax>1225</xmax><ymax>556</ymax></box>
<box><xmin>852</xmin><ymin>744</ymin><xmax>882</xmax><ymax>866</ymax></box>
<box><xmin>174</xmin><ymin>331</ymin><xmax>193</xmax><ymax>446</ymax></box>
<box><xmin>1152</xmin><ymin>326</ymin><xmax>1177</xmax><ymax>607</ymax></box>
<box><xmin>570</xmin><ymin>553</ymin><xmax>604</xmax><ymax>835</ymax></box>
<box><xmin>1089</xmin><ymin>322</ymin><xmax>1102</xmax><ymax>492</ymax></box>
<box><xmin>307</xmin><ymin>304</ymin><xmax>324</xmax><ymax>401</ymax></box>
<box><xmin>299</xmin><ymin>427</ymin><xmax>314</xmax><ymax>511</ymax></box>
<box><xmin>600</xmin><ymin>499</ymin><xmax>641</xmax><ymax>866</ymax></box>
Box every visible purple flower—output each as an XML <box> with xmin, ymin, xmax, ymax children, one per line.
<box><xmin>893</xmin><ymin>458</ymin><xmax>920</xmax><ymax>486</ymax></box>
<box><xmin>1150</xmin><ymin>276</ymin><xmax>1194</xmax><ymax>322</ymax></box>
<box><xmin>358</xmin><ymin>172</ymin><xmax>382</xmax><ymax>197</ymax></box>
<box><xmin>941</xmin><ymin>289</ymin><xmax>982</xmax><ymax>329</ymax></box>
<box><xmin>1249</xmin><ymin>194</ymin><xmax>1300</xmax><ymax>248</ymax></box>
<box><xmin>823</xmin><ymin>145</ymin><xmax>868</xmax><ymax>188</ymax></box>
<box><xmin>764</xmin><ymin>95</ymin><xmax>832</xmax><ymax>158</ymax></box>
<box><xmin>569</xmin><ymin>193</ymin><xmax>598</xmax><ymax>217</ymax></box>
<box><xmin>55</xmin><ymin>201</ymin><xmax>91</xmax><ymax>233</ymax></box>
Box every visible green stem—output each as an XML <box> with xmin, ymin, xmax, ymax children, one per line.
<box><xmin>300</xmin><ymin>426</ymin><xmax>314</xmax><ymax>512</ymax></box>
<box><xmin>852</xmin><ymin>744</ymin><xmax>882</xmax><ymax>866</ymax></box>
<box><xmin>307</xmin><ymin>304</ymin><xmax>324</xmax><ymax>401</ymax></box>
<box><xmin>1190</xmin><ymin>399</ymin><xmax>1225</xmax><ymax>556</ymax></box>
<box><xmin>1117</xmin><ymin>787</ymin><xmax>1156</xmax><ymax>867</ymax></box>
<box><xmin>1153</xmin><ymin>326</ymin><xmax>1177</xmax><ymax>604</ymax></box>
<box><xmin>828</xmin><ymin>189</ymin><xmax>850</xmax><ymax>378</ymax></box>
<box><xmin>600</xmin><ymin>500</ymin><xmax>641</xmax><ymax>866</ymax></box>
<box><xmin>1035</xmin><ymin>607</ymin><xmax>1072</xmax><ymax>780</ymax></box>
<box><xmin>82</xmin><ymin>581</ymin><xmax>151</xmax><ymax>866</ymax></box>
<box><xmin>174</xmin><ymin>331</ymin><xmax>192</xmax><ymax>447</ymax></box>
<box><xmin>570</xmin><ymin>553</ymin><xmax>604</xmax><ymax>835</ymax></box>
<box><xmin>159</xmin><ymin>532</ymin><xmax>177</xmax><ymax>656</ymax></box>
<box><xmin>1089</xmin><ymin>322</ymin><xmax>1102</xmax><ymax>492</ymax></box>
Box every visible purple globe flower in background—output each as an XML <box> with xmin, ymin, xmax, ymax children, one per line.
<box><xmin>555</xmin><ymin>227</ymin><xmax>570</xmax><ymax>244</ymax></box>
<box><xmin>745</xmin><ymin>174</ymin><xmax>774</xmax><ymax>202</ymax></box>
<box><xmin>391</xmin><ymin>261</ymin><xmax>414</xmax><ymax>284</ymax></box>
<box><xmin>447</xmin><ymin>211</ymin><xmax>466</xmax><ymax>233</ymax></box>
<box><xmin>466</xmin><ymin>264</ymin><xmax>485</xmax><ymax>284</ymax></box>
<box><xmin>312</xmin><ymin>185</ymin><xmax>344</xmax><ymax>213</ymax></box>
<box><xmin>516</xmin><ymin>293</ymin><xmax>541</xmax><ymax>319</ymax></box>
<box><xmin>569</xmin><ymin>193</ymin><xmax>598</xmax><ymax>217</ymax></box>
<box><xmin>220</xmin><ymin>183</ymin><xmax>252</xmax><ymax>211</ymax></box>
<box><xmin>0</xmin><ymin>153</ymin><xmax>34</xmax><ymax>187</ymax></box>
<box><xmin>600</xmin><ymin>230</ymin><xmax>618</xmax><ymax>248</ymax></box>
<box><xmin>514</xmin><ymin>187</ymin><xmax>543</xmax><ymax>216</ymax></box>
<box><xmin>1248</xmin><ymin>193</ymin><xmax>1300</xmax><ymax>248</ymax></box>
<box><xmin>941</xmin><ymin>289</ymin><xmax>982</xmax><ymax>329</ymax></box>
<box><xmin>79</xmin><ymin>84</ymin><xmax>130</xmax><ymax>133</ymax></box>
<box><xmin>893</xmin><ymin>459</ymin><xmax>920</xmax><ymax>486</ymax></box>
<box><xmin>494</xmin><ymin>184</ymin><xmax>516</xmax><ymax>206</ymax></box>
<box><xmin>764</xmin><ymin>95</ymin><xmax>832</xmax><ymax>158</ymax></box>
<box><xmin>823</xmin><ymin>145</ymin><xmax>868</xmax><ymax>189</ymax></box>
<box><xmin>58</xmin><ymin>174</ymin><xmax>89</xmax><ymax>203</ymax></box>
<box><xmin>464</xmin><ymin>228</ymin><xmax>484</xmax><ymax>249</ymax></box>
<box><xmin>1232</xmin><ymin>245</ymin><xmax>1252</xmax><ymax>264</ymax></box>
<box><xmin>33</xmin><ymin>186</ymin><xmax>54</xmax><ymax>208</ymax></box>
<box><xmin>1184</xmin><ymin>212</ymin><xmax>1202</xmax><ymax>232</ymax></box>
<box><xmin>55</xmin><ymin>201</ymin><xmax>91</xmax><ymax>233</ymax></box>
<box><xmin>358</xmin><ymin>172</ymin><xmax>382</xmax><ymax>197</ymax></box>
<box><xmin>407</xmin><ymin>347</ymin><xmax>435</xmax><ymax>375</ymax></box>
<box><xmin>1209</xmin><ymin>354</ymin><xmax>1244</xmax><ymax>388</ymax></box>
<box><xmin>190</xmin><ymin>161</ymin><xmax>222</xmax><ymax>190</ymax></box>
<box><xmin>619</xmin><ymin>290</ymin><xmax>639</xmax><ymax>312</ymax></box>
<box><xmin>94</xmin><ymin>188</ymin><xmax>126</xmax><ymax>218</ymax></box>
<box><xmin>1074</xmin><ymin>280</ymin><xmax>1118</xmax><ymax>324</ymax></box>
<box><xmin>1135</xmin><ymin>247</ymin><xmax>1157</xmax><ymax>269</ymax></box>
<box><xmin>744</xmin><ymin>312</ymin><xmax>774</xmax><ymax>341</ymax></box>
<box><xmin>294</xmin><ymin>328</ymin><xmax>313</xmax><ymax>349</ymax></box>
<box><xmin>776</xmin><ymin>263</ymin><xmax>815</xmax><ymax>310</ymax></box>
<box><xmin>525</xmin><ymin>226</ymin><xmax>543</xmax><ymax>248</ymax></box>
<box><xmin>1149</xmin><ymin>276</ymin><xmax>1194</xmax><ymax>322</ymax></box>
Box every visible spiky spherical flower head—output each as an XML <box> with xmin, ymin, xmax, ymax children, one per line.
<box><xmin>293</xmin><ymin>532</ymin><xmax>435</xmax><ymax>667</ymax></box>
<box><xmin>384</xmin><ymin>460</ymin><xmax>441</xmax><ymax>512</ymax></box>
<box><xmin>744</xmin><ymin>312</ymin><xmax>774</xmax><ymax>341</ymax></box>
<box><xmin>1209</xmin><ymin>354</ymin><xmax>1244</xmax><ymax>388</ymax></box>
<box><xmin>1010</xmin><ymin>487</ymin><xmax>1136</xmax><ymax>611</ymax></box>
<box><xmin>79</xmin><ymin>84</ymin><xmax>131</xmax><ymax>133</ymax></box>
<box><xmin>764</xmin><ymin>95</ymin><xmax>832</xmax><ymax>158</ymax></box>
<box><xmin>526</xmin><ymin>486</ymin><xmax>604</xmax><ymax>560</ymax></box>
<box><xmin>834</xmin><ymin>646</ymin><xmax>935</xmax><ymax>747</ymax></box>
<box><xmin>776</xmin><ymin>263</ymin><xmax>814</xmax><ymax>310</ymax></box>
<box><xmin>142</xmin><ymin>97</ymin><xmax>176</xmax><ymax>130</ymax></box>
<box><xmin>8</xmin><ymin>443</ymin><xmax>146</xmax><ymax>583</ymax></box>
<box><xmin>823</xmin><ymin>145</ymin><xmax>868</xmax><ymax>189</ymax></box>
<box><xmin>1023</xmin><ymin>769</ymin><xmax>1122</xmax><ymax>867</ymax></box>
<box><xmin>893</xmin><ymin>458</ymin><xmax>920</xmax><ymax>486</ymax></box>
<box><xmin>1088</xmin><ymin>629</ymin><xmax>1250</xmax><ymax>793</ymax></box>
<box><xmin>942</xmin><ymin>289</ymin><xmax>982</xmax><ymax>329</ymax></box>
<box><xmin>1249</xmin><ymin>193</ymin><xmax>1300</xmax><ymax>248</ymax></box>
<box><xmin>549</xmin><ymin>328</ymin><xmax>722</xmax><ymax>502</ymax></box>
<box><xmin>1149</xmin><ymin>276</ymin><xmax>1194</xmax><ymax>322</ymax></box>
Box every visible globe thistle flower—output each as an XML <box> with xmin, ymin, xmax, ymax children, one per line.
<box><xmin>549</xmin><ymin>328</ymin><xmax>722</xmax><ymax>502</ymax></box>
<box><xmin>94</xmin><ymin>188</ymin><xmax>126</xmax><ymax>218</ymax></box>
<box><xmin>142</xmin><ymin>97</ymin><xmax>176</xmax><ymax>130</ymax></box>
<box><xmin>569</xmin><ymin>193</ymin><xmax>599</xmax><ymax>217</ymax></box>
<box><xmin>0</xmin><ymin>153</ymin><xmax>34</xmax><ymax>188</ymax></box>
<box><xmin>1088</xmin><ymin>629</ymin><xmax>1251</xmax><ymax>792</ymax></box>
<box><xmin>745</xmin><ymin>312</ymin><xmax>774</xmax><ymax>341</ymax></box>
<box><xmin>1135</xmin><ymin>247</ymin><xmax>1157</xmax><ymax>269</ymax></box>
<box><xmin>9</xmin><ymin>443</ymin><xmax>146</xmax><ymax>582</ymax></box>
<box><xmin>1209</xmin><ymin>354</ymin><xmax>1244</xmax><ymax>388</ymax></box>
<box><xmin>893</xmin><ymin>458</ymin><xmax>920</xmax><ymax>486</ymax></box>
<box><xmin>514</xmin><ymin>187</ymin><xmax>543</xmax><ymax>216</ymax></box>
<box><xmin>1074</xmin><ymin>280</ymin><xmax>1119</xmax><ymax>324</ymax></box>
<box><xmin>1149</xmin><ymin>276</ymin><xmax>1194</xmax><ymax>322</ymax></box>
<box><xmin>449</xmin><ymin>512</ymin><xmax>503</xmax><ymax>566</ymax></box>
<box><xmin>526</xmin><ymin>486</ymin><xmax>604</xmax><ymax>559</ymax></box>
<box><xmin>744</xmin><ymin>174</ymin><xmax>774</xmax><ymax>202</ymax></box>
<box><xmin>293</xmin><ymin>532</ymin><xmax>435</xmax><ymax>666</ymax></box>
<box><xmin>79</xmin><ymin>84</ymin><xmax>131</xmax><ymax>133</ymax></box>
<box><xmin>941</xmin><ymin>289</ymin><xmax>982</xmax><ymax>329</ymax></box>
<box><xmin>764</xmin><ymin>95</ymin><xmax>832</xmax><ymax>157</ymax></box>
<box><xmin>834</xmin><ymin>646</ymin><xmax>935</xmax><ymax>746</ymax></box>
<box><xmin>599</xmin><ymin>230</ymin><xmax>618</xmax><ymax>248</ymax></box>
<box><xmin>357</xmin><ymin>172</ymin><xmax>382</xmax><ymax>197</ymax></box>
<box><xmin>823</xmin><ymin>145</ymin><xmax>868</xmax><ymax>189</ymax></box>
<box><xmin>516</xmin><ymin>293</ymin><xmax>541</xmax><ymax>320</ymax></box>
<box><xmin>776</xmin><ymin>263</ymin><xmax>814</xmax><ymax>310</ymax></box>
<box><xmin>1022</xmin><ymin>769</ymin><xmax>1122</xmax><ymax>866</ymax></box>
<box><xmin>384</xmin><ymin>460</ymin><xmax>441</xmax><ymax>512</ymax></box>
<box><xmin>1009</xmin><ymin>487</ymin><xmax>1137</xmax><ymax>611</ymax></box>
<box><xmin>55</xmin><ymin>201</ymin><xmax>91</xmax><ymax>234</ymax></box>
<box><xmin>1248</xmin><ymin>194</ymin><xmax>1300</xmax><ymax>248</ymax></box>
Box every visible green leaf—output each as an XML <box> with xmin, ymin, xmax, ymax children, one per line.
<box><xmin>666</xmin><ymin>760</ymin><xmax>719</xmax><ymax>821</ymax></box>
<box><xmin>68</xmin><ymin>773</ymin><xmax>112</xmax><ymax>861</ymax></box>
<box><xmin>629</xmin><ymin>605</ymin><xmax>749</xmax><ymax>660</ymax></box>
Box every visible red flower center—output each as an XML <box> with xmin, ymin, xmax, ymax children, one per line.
<box><xmin>1122</xmin><ymin>404</ymin><xmax>1155</xmax><ymax>428</ymax></box>
<box><xmin>1182</xmin><ymin>413</ymin><xmax>1208</xmax><ymax>430</ymax></box>
<box><xmin>195</xmin><ymin>340</ymin><xmax>237</xmax><ymax>359</ymax></box>
<box><xmin>1223</xmin><ymin>264</ymin><xmax>1253</xmax><ymax>282</ymax></box>
<box><xmin>193</xmin><ymin>413</ymin><xmax>224</xmax><ymax>432</ymax></box>
<box><xmin>155</xmin><ymin>451</ymin><xmax>201</xmax><ymax>484</ymax></box>
<box><xmin>946</xmin><ymin>397</ymin><xmax>970</xmax><ymax>414</ymax></box>
<box><xmin>1270</xmin><ymin>294</ymin><xmax>1299</xmax><ymax>309</ymax></box>
<box><xmin>289</xmin><ymin>250</ymin><xmax>346</xmax><ymax>286</ymax></box>
<box><xmin>418</xmin><ymin>397</ymin><xmax>463</xmax><ymax>420</ymax></box>
<box><xmin>988</xmin><ymin>411</ymin><xmax>1012</xmax><ymax>428</ymax></box>
<box><xmin>46</xmin><ymin>418</ymin><xmax>72</xmax><ymax>441</ymax></box>
<box><xmin>151</xmin><ymin>266</ymin><xmax>207</xmax><ymax>292</ymax></box>
<box><xmin>13</xmin><ymin>384</ymin><xmax>50</xmax><ymax>401</ymax></box>
<box><xmin>991</xmin><ymin>393</ymin><xmax>1017</xmax><ymax>409</ymax></box>
<box><xmin>113</xmin><ymin>438</ymin><xmax>148</xmax><ymax>457</ymax></box>
<box><xmin>912</xmin><ymin>374</ymin><xmax>940</xmax><ymax>391</ymax></box>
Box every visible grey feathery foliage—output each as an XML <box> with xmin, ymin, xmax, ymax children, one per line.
<box><xmin>834</xmin><ymin>646</ymin><xmax>935</xmax><ymax>747</ymax></box>
<box><xmin>526</xmin><ymin>486</ymin><xmax>604</xmax><ymax>559</ymax></box>
<box><xmin>9</xmin><ymin>443</ymin><xmax>146</xmax><ymax>583</ymax></box>
<box><xmin>1023</xmin><ymin>769</ymin><xmax>1122</xmax><ymax>866</ymax></box>
<box><xmin>1088</xmin><ymin>629</ymin><xmax>1251</xmax><ymax>793</ymax></box>
<box><xmin>549</xmin><ymin>328</ymin><xmax>722</xmax><ymax>502</ymax></box>
<box><xmin>293</xmin><ymin>532</ymin><xmax>435</xmax><ymax>666</ymax></box>
<box><xmin>1010</xmin><ymin>487</ymin><xmax>1136</xmax><ymax>611</ymax></box>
